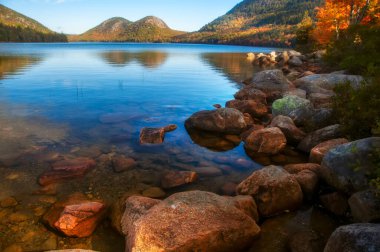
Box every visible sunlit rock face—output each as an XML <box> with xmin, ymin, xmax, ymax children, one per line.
<box><xmin>42</xmin><ymin>193</ymin><xmax>107</xmax><ymax>238</ymax></box>
<box><xmin>123</xmin><ymin>191</ymin><xmax>260</xmax><ymax>252</ymax></box>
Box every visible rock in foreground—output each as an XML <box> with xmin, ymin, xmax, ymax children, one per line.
<box><xmin>42</xmin><ymin>194</ymin><xmax>106</xmax><ymax>238</ymax></box>
<box><xmin>237</xmin><ymin>165</ymin><xmax>303</xmax><ymax>217</ymax></box>
<box><xmin>124</xmin><ymin>191</ymin><xmax>260</xmax><ymax>252</ymax></box>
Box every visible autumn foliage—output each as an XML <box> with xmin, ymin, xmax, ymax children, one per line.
<box><xmin>313</xmin><ymin>0</ymin><xmax>380</xmax><ymax>45</ymax></box>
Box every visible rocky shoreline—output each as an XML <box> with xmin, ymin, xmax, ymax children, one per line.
<box><xmin>1</xmin><ymin>50</ymin><xmax>379</xmax><ymax>252</ymax></box>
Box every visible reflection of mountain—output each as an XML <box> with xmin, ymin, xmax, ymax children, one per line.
<box><xmin>201</xmin><ymin>53</ymin><xmax>255</xmax><ymax>84</ymax></box>
<box><xmin>0</xmin><ymin>55</ymin><xmax>41</xmax><ymax>79</ymax></box>
<box><xmin>100</xmin><ymin>51</ymin><xmax>168</xmax><ymax>68</ymax></box>
<box><xmin>101</xmin><ymin>51</ymin><xmax>134</xmax><ymax>67</ymax></box>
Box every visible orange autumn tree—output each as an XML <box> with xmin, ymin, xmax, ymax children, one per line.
<box><xmin>313</xmin><ymin>0</ymin><xmax>380</xmax><ymax>45</ymax></box>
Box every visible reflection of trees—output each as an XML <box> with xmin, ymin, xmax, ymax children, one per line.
<box><xmin>0</xmin><ymin>55</ymin><xmax>41</xmax><ymax>79</ymax></box>
<box><xmin>100</xmin><ymin>51</ymin><xmax>168</xmax><ymax>68</ymax></box>
<box><xmin>201</xmin><ymin>53</ymin><xmax>256</xmax><ymax>84</ymax></box>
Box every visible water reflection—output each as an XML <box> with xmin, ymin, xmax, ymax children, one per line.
<box><xmin>201</xmin><ymin>53</ymin><xmax>255</xmax><ymax>84</ymax></box>
<box><xmin>0</xmin><ymin>55</ymin><xmax>41</xmax><ymax>79</ymax></box>
<box><xmin>100</xmin><ymin>51</ymin><xmax>168</xmax><ymax>68</ymax></box>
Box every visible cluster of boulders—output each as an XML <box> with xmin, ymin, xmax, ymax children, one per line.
<box><xmin>183</xmin><ymin>50</ymin><xmax>380</xmax><ymax>251</ymax></box>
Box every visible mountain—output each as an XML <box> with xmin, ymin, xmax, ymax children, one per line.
<box><xmin>176</xmin><ymin>0</ymin><xmax>324</xmax><ymax>47</ymax></box>
<box><xmin>0</xmin><ymin>4</ymin><xmax>67</xmax><ymax>42</ymax></box>
<box><xmin>70</xmin><ymin>16</ymin><xmax>185</xmax><ymax>42</ymax></box>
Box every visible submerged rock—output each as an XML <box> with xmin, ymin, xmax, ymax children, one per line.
<box><xmin>324</xmin><ymin>223</ymin><xmax>380</xmax><ymax>252</ymax></box>
<box><xmin>237</xmin><ymin>165</ymin><xmax>303</xmax><ymax>217</ymax></box>
<box><xmin>244</xmin><ymin>127</ymin><xmax>287</xmax><ymax>155</ymax></box>
<box><xmin>112</xmin><ymin>155</ymin><xmax>136</xmax><ymax>173</ymax></box>
<box><xmin>42</xmin><ymin>194</ymin><xmax>106</xmax><ymax>238</ymax></box>
<box><xmin>320</xmin><ymin>137</ymin><xmax>380</xmax><ymax>194</ymax></box>
<box><xmin>124</xmin><ymin>191</ymin><xmax>260</xmax><ymax>252</ymax></box>
<box><xmin>185</xmin><ymin>108</ymin><xmax>247</xmax><ymax>134</ymax></box>
<box><xmin>161</xmin><ymin>170</ymin><xmax>198</xmax><ymax>189</ymax></box>
<box><xmin>38</xmin><ymin>157</ymin><xmax>96</xmax><ymax>186</ymax></box>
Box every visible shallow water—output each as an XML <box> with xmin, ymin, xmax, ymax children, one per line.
<box><xmin>0</xmin><ymin>43</ymin><xmax>331</xmax><ymax>251</ymax></box>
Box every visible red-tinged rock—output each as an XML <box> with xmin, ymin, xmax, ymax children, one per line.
<box><xmin>234</xmin><ymin>86</ymin><xmax>267</xmax><ymax>104</ymax></box>
<box><xmin>124</xmin><ymin>191</ymin><xmax>261</xmax><ymax>252</ymax></box>
<box><xmin>309</xmin><ymin>138</ymin><xmax>349</xmax><ymax>164</ymax></box>
<box><xmin>284</xmin><ymin>163</ymin><xmax>322</xmax><ymax>176</ymax></box>
<box><xmin>52</xmin><ymin>157</ymin><xmax>95</xmax><ymax>171</ymax></box>
<box><xmin>42</xmin><ymin>194</ymin><xmax>106</xmax><ymax>238</ymax></box>
<box><xmin>293</xmin><ymin>170</ymin><xmax>319</xmax><ymax>201</ymax></box>
<box><xmin>244</xmin><ymin>127</ymin><xmax>287</xmax><ymax>155</ymax></box>
<box><xmin>228</xmin><ymin>195</ymin><xmax>259</xmax><ymax>222</ymax></box>
<box><xmin>112</xmin><ymin>155</ymin><xmax>136</xmax><ymax>173</ymax></box>
<box><xmin>38</xmin><ymin>158</ymin><xmax>96</xmax><ymax>186</ymax></box>
<box><xmin>139</xmin><ymin>127</ymin><xmax>165</xmax><ymax>144</ymax></box>
<box><xmin>237</xmin><ymin>165</ymin><xmax>303</xmax><ymax>217</ymax></box>
<box><xmin>161</xmin><ymin>171</ymin><xmax>197</xmax><ymax>189</ymax></box>
<box><xmin>226</xmin><ymin>99</ymin><xmax>268</xmax><ymax>118</ymax></box>
<box><xmin>270</xmin><ymin>115</ymin><xmax>306</xmax><ymax>144</ymax></box>
<box><xmin>163</xmin><ymin>124</ymin><xmax>178</xmax><ymax>133</ymax></box>
<box><xmin>121</xmin><ymin>196</ymin><xmax>161</xmax><ymax>236</ymax></box>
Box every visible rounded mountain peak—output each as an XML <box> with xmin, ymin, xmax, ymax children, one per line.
<box><xmin>136</xmin><ymin>16</ymin><xmax>169</xmax><ymax>29</ymax></box>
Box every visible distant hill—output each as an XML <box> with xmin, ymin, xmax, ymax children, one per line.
<box><xmin>70</xmin><ymin>16</ymin><xmax>185</xmax><ymax>42</ymax></box>
<box><xmin>0</xmin><ymin>4</ymin><xmax>67</xmax><ymax>42</ymax></box>
<box><xmin>176</xmin><ymin>0</ymin><xmax>324</xmax><ymax>47</ymax></box>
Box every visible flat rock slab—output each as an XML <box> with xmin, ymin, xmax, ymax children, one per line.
<box><xmin>42</xmin><ymin>193</ymin><xmax>107</xmax><ymax>238</ymax></box>
<box><xmin>139</xmin><ymin>124</ymin><xmax>177</xmax><ymax>144</ymax></box>
<box><xmin>38</xmin><ymin>157</ymin><xmax>96</xmax><ymax>186</ymax></box>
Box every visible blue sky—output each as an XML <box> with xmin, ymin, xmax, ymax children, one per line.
<box><xmin>2</xmin><ymin>0</ymin><xmax>241</xmax><ymax>34</ymax></box>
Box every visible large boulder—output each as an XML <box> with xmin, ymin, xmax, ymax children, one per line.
<box><xmin>295</xmin><ymin>74</ymin><xmax>364</xmax><ymax>95</ymax></box>
<box><xmin>348</xmin><ymin>190</ymin><xmax>380</xmax><ymax>223</ymax></box>
<box><xmin>297</xmin><ymin>124</ymin><xmax>343</xmax><ymax>153</ymax></box>
<box><xmin>42</xmin><ymin>193</ymin><xmax>107</xmax><ymax>238</ymax></box>
<box><xmin>320</xmin><ymin>137</ymin><xmax>380</xmax><ymax>194</ymax></box>
<box><xmin>226</xmin><ymin>99</ymin><xmax>268</xmax><ymax>118</ymax></box>
<box><xmin>270</xmin><ymin>115</ymin><xmax>306</xmax><ymax>144</ymax></box>
<box><xmin>272</xmin><ymin>95</ymin><xmax>313</xmax><ymax>118</ymax></box>
<box><xmin>244</xmin><ymin>127</ymin><xmax>287</xmax><ymax>155</ymax></box>
<box><xmin>121</xmin><ymin>196</ymin><xmax>161</xmax><ymax>236</ymax></box>
<box><xmin>237</xmin><ymin>165</ymin><xmax>303</xmax><ymax>217</ymax></box>
<box><xmin>124</xmin><ymin>191</ymin><xmax>261</xmax><ymax>252</ymax></box>
<box><xmin>324</xmin><ymin>223</ymin><xmax>380</xmax><ymax>252</ymax></box>
<box><xmin>309</xmin><ymin>138</ymin><xmax>349</xmax><ymax>164</ymax></box>
<box><xmin>250</xmin><ymin>69</ymin><xmax>293</xmax><ymax>99</ymax></box>
<box><xmin>185</xmin><ymin>108</ymin><xmax>247</xmax><ymax>134</ymax></box>
<box><xmin>234</xmin><ymin>85</ymin><xmax>267</xmax><ymax>104</ymax></box>
<box><xmin>288</xmin><ymin>56</ymin><xmax>303</xmax><ymax>67</ymax></box>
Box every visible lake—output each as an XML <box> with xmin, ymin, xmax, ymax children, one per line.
<box><xmin>0</xmin><ymin>43</ymin><xmax>290</xmax><ymax>250</ymax></box>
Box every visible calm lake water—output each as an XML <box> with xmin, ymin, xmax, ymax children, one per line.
<box><xmin>0</xmin><ymin>43</ymin><xmax>336</xmax><ymax>251</ymax></box>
